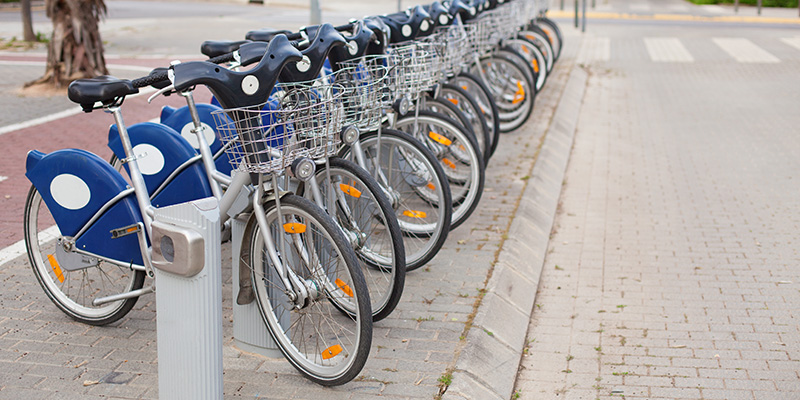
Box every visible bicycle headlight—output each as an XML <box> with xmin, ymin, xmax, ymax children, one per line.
<box><xmin>341</xmin><ymin>125</ymin><xmax>360</xmax><ymax>145</ymax></box>
<box><xmin>393</xmin><ymin>96</ymin><xmax>411</xmax><ymax>116</ymax></box>
<box><xmin>290</xmin><ymin>157</ymin><xmax>316</xmax><ymax>182</ymax></box>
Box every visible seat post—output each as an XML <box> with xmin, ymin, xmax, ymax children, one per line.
<box><xmin>107</xmin><ymin>105</ymin><xmax>154</xmax><ymax>235</ymax></box>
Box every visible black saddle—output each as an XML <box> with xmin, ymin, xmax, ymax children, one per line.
<box><xmin>201</xmin><ymin>40</ymin><xmax>251</xmax><ymax>58</ymax></box>
<box><xmin>67</xmin><ymin>76</ymin><xmax>138</xmax><ymax>112</ymax></box>
<box><xmin>423</xmin><ymin>1</ymin><xmax>453</xmax><ymax>28</ymax></box>
<box><xmin>327</xmin><ymin>20</ymin><xmax>375</xmax><ymax>69</ymax></box>
<box><xmin>245</xmin><ymin>29</ymin><xmax>293</xmax><ymax>43</ymax></box>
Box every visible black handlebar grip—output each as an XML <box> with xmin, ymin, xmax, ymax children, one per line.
<box><xmin>208</xmin><ymin>52</ymin><xmax>236</xmax><ymax>65</ymax></box>
<box><xmin>131</xmin><ymin>70</ymin><xmax>170</xmax><ymax>89</ymax></box>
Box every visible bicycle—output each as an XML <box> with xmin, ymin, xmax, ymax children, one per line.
<box><xmin>24</xmin><ymin>36</ymin><xmax>372</xmax><ymax>385</ymax></box>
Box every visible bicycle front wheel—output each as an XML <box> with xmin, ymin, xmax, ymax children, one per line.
<box><xmin>23</xmin><ymin>185</ymin><xmax>145</xmax><ymax>325</ymax></box>
<box><xmin>248</xmin><ymin>194</ymin><xmax>371</xmax><ymax>386</ymax></box>
<box><xmin>339</xmin><ymin>129</ymin><xmax>452</xmax><ymax>271</ymax></box>
<box><xmin>300</xmin><ymin>157</ymin><xmax>406</xmax><ymax>322</ymax></box>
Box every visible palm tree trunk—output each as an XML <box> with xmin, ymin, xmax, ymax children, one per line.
<box><xmin>26</xmin><ymin>0</ymin><xmax>108</xmax><ymax>88</ymax></box>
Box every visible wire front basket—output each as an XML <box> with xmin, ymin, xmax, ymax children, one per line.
<box><xmin>331</xmin><ymin>57</ymin><xmax>395</xmax><ymax>131</ymax></box>
<box><xmin>386</xmin><ymin>42</ymin><xmax>442</xmax><ymax>100</ymax></box>
<box><xmin>212</xmin><ymin>83</ymin><xmax>344</xmax><ymax>174</ymax></box>
<box><xmin>420</xmin><ymin>24</ymin><xmax>470</xmax><ymax>77</ymax></box>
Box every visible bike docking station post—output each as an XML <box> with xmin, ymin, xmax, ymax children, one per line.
<box><xmin>151</xmin><ymin>197</ymin><xmax>223</xmax><ymax>399</ymax></box>
<box><xmin>230</xmin><ymin>211</ymin><xmax>282</xmax><ymax>357</ymax></box>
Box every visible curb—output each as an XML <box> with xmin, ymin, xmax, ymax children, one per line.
<box><xmin>442</xmin><ymin>58</ymin><xmax>588</xmax><ymax>399</ymax></box>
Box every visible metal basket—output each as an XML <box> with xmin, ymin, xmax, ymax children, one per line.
<box><xmin>386</xmin><ymin>42</ymin><xmax>442</xmax><ymax>100</ymax></box>
<box><xmin>331</xmin><ymin>57</ymin><xmax>395</xmax><ymax>131</ymax></box>
<box><xmin>420</xmin><ymin>24</ymin><xmax>470</xmax><ymax>77</ymax></box>
<box><xmin>212</xmin><ymin>82</ymin><xmax>344</xmax><ymax>174</ymax></box>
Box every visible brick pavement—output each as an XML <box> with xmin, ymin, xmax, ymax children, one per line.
<box><xmin>514</xmin><ymin>19</ymin><xmax>800</xmax><ymax>400</ymax></box>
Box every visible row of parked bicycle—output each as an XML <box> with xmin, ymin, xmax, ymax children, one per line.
<box><xmin>23</xmin><ymin>0</ymin><xmax>563</xmax><ymax>386</ymax></box>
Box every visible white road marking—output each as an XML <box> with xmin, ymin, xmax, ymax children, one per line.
<box><xmin>713</xmin><ymin>38</ymin><xmax>780</xmax><ymax>63</ymax></box>
<box><xmin>780</xmin><ymin>37</ymin><xmax>800</xmax><ymax>52</ymax></box>
<box><xmin>577</xmin><ymin>37</ymin><xmax>610</xmax><ymax>64</ymax></box>
<box><xmin>645</xmin><ymin>37</ymin><xmax>694</xmax><ymax>62</ymax></box>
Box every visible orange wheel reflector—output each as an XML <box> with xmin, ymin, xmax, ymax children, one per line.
<box><xmin>339</xmin><ymin>183</ymin><xmax>362</xmax><ymax>198</ymax></box>
<box><xmin>512</xmin><ymin>81</ymin><xmax>526</xmax><ymax>105</ymax></box>
<box><xmin>47</xmin><ymin>254</ymin><xmax>65</xmax><ymax>283</ymax></box>
<box><xmin>532</xmin><ymin>59</ymin><xmax>539</xmax><ymax>73</ymax></box>
<box><xmin>447</xmin><ymin>98</ymin><xmax>459</xmax><ymax>105</ymax></box>
<box><xmin>545</xmin><ymin>31</ymin><xmax>553</xmax><ymax>43</ymax></box>
<box><xmin>335</xmin><ymin>278</ymin><xmax>354</xmax><ymax>297</ymax></box>
<box><xmin>403</xmin><ymin>210</ymin><xmax>428</xmax><ymax>218</ymax></box>
<box><xmin>321</xmin><ymin>344</ymin><xmax>343</xmax><ymax>360</ymax></box>
<box><xmin>429</xmin><ymin>131</ymin><xmax>452</xmax><ymax>146</ymax></box>
<box><xmin>526</xmin><ymin>35</ymin><xmax>536</xmax><ymax>41</ymax></box>
<box><xmin>461</xmin><ymin>85</ymin><xmax>468</xmax><ymax>90</ymax></box>
<box><xmin>442</xmin><ymin>158</ymin><xmax>457</xmax><ymax>169</ymax></box>
<box><xmin>283</xmin><ymin>223</ymin><xmax>306</xmax><ymax>234</ymax></box>
<box><xmin>521</xmin><ymin>46</ymin><xmax>530</xmax><ymax>54</ymax></box>
<box><xmin>426</xmin><ymin>182</ymin><xmax>436</xmax><ymax>190</ymax></box>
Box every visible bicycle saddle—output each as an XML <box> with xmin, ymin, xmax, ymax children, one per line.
<box><xmin>68</xmin><ymin>76</ymin><xmax>139</xmax><ymax>112</ymax></box>
<box><xmin>363</xmin><ymin>16</ymin><xmax>390</xmax><ymax>55</ymax></box>
<box><xmin>423</xmin><ymin>1</ymin><xmax>453</xmax><ymax>27</ymax></box>
<box><xmin>446</xmin><ymin>0</ymin><xmax>479</xmax><ymax>21</ymax></box>
<box><xmin>379</xmin><ymin>5</ymin><xmax>434</xmax><ymax>43</ymax></box>
<box><xmin>279</xmin><ymin>23</ymin><xmax>346</xmax><ymax>83</ymax></box>
<box><xmin>171</xmin><ymin>34</ymin><xmax>303</xmax><ymax>109</ymax></box>
<box><xmin>201</xmin><ymin>40</ymin><xmax>251</xmax><ymax>58</ymax></box>
<box><xmin>245</xmin><ymin>29</ymin><xmax>292</xmax><ymax>42</ymax></box>
<box><xmin>326</xmin><ymin>20</ymin><xmax>375</xmax><ymax>69</ymax></box>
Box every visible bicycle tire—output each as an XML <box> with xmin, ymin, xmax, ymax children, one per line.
<box><xmin>438</xmin><ymin>83</ymin><xmax>493</xmax><ymax>164</ymax></box>
<box><xmin>299</xmin><ymin>157</ymin><xmax>406</xmax><ymax>322</ymax></box>
<box><xmin>339</xmin><ymin>129</ymin><xmax>452</xmax><ymax>271</ymax></box>
<box><xmin>472</xmin><ymin>52</ymin><xmax>535</xmax><ymax>133</ymax></box>
<box><xmin>450</xmin><ymin>72</ymin><xmax>501</xmax><ymax>159</ymax></box>
<box><xmin>421</xmin><ymin>95</ymin><xmax>480</xmax><ymax>154</ymax></box>
<box><xmin>519</xmin><ymin>24</ymin><xmax>555</xmax><ymax>73</ymax></box>
<box><xmin>23</xmin><ymin>185</ymin><xmax>146</xmax><ymax>325</ymax></box>
<box><xmin>534</xmin><ymin>17</ymin><xmax>563</xmax><ymax>60</ymax></box>
<box><xmin>394</xmin><ymin>110</ymin><xmax>485</xmax><ymax>230</ymax></box>
<box><xmin>248</xmin><ymin>194</ymin><xmax>371</xmax><ymax>386</ymax></box>
<box><xmin>505</xmin><ymin>35</ymin><xmax>548</xmax><ymax>92</ymax></box>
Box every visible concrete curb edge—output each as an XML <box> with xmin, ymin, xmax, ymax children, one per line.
<box><xmin>442</xmin><ymin>63</ymin><xmax>589</xmax><ymax>400</ymax></box>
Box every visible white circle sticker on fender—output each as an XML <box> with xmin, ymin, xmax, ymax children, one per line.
<box><xmin>50</xmin><ymin>174</ymin><xmax>91</xmax><ymax>210</ymax></box>
<box><xmin>242</xmin><ymin>75</ymin><xmax>259</xmax><ymax>95</ymax></box>
<box><xmin>420</xmin><ymin>20</ymin><xmax>429</xmax><ymax>32</ymax></box>
<box><xmin>402</xmin><ymin>24</ymin><xmax>412</xmax><ymax>37</ymax></box>
<box><xmin>439</xmin><ymin>14</ymin><xmax>449</xmax><ymax>25</ymax></box>
<box><xmin>347</xmin><ymin>41</ymin><xmax>358</xmax><ymax>56</ymax></box>
<box><xmin>132</xmin><ymin>143</ymin><xmax>165</xmax><ymax>175</ymax></box>
<box><xmin>180</xmin><ymin>122</ymin><xmax>216</xmax><ymax>149</ymax></box>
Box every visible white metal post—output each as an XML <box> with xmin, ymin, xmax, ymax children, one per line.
<box><xmin>152</xmin><ymin>197</ymin><xmax>222</xmax><ymax>400</ymax></box>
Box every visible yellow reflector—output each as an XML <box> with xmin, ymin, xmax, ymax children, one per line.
<box><xmin>442</xmin><ymin>158</ymin><xmax>457</xmax><ymax>169</ymax></box>
<box><xmin>461</xmin><ymin>85</ymin><xmax>468</xmax><ymax>90</ymax></box>
<box><xmin>126</xmin><ymin>226</ymin><xmax>137</xmax><ymax>233</ymax></box>
<box><xmin>526</xmin><ymin>35</ymin><xmax>536</xmax><ymax>41</ymax></box>
<box><xmin>521</xmin><ymin>46</ymin><xmax>530</xmax><ymax>54</ymax></box>
<box><xmin>322</xmin><ymin>344</ymin><xmax>343</xmax><ymax>360</ymax></box>
<box><xmin>47</xmin><ymin>254</ymin><xmax>65</xmax><ymax>283</ymax></box>
<box><xmin>512</xmin><ymin>81</ymin><xmax>526</xmax><ymax>105</ymax></box>
<box><xmin>403</xmin><ymin>210</ymin><xmax>427</xmax><ymax>218</ymax></box>
<box><xmin>447</xmin><ymin>98</ymin><xmax>459</xmax><ymax>105</ymax></box>
<box><xmin>283</xmin><ymin>223</ymin><xmax>306</xmax><ymax>234</ymax></box>
<box><xmin>426</xmin><ymin>182</ymin><xmax>436</xmax><ymax>190</ymax></box>
<box><xmin>429</xmin><ymin>131</ymin><xmax>452</xmax><ymax>146</ymax></box>
<box><xmin>339</xmin><ymin>183</ymin><xmax>361</xmax><ymax>198</ymax></box>
<box><xmin>532</xmin><ymin>59</ymin><xmax>539</xmax><ymax>73</ymax></box>
<box><xmin>335</xmin><ymin>279</ymin><xmax>354</xmax><ymax>297</ymax></box>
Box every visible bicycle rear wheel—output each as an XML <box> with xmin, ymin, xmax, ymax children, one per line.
<box><xmin>472</xmin><ymin>52</ymin><xmax>535</xmax><ymax>133</ymax></box>
<box><xmin>438</xmin><ymin>83</ymin><xmax>493</xmax><ymax>164</ymax></box>
<box><xmin>248</xmin><ymin>194</ymin><xmax>371</xmax><ymax>386</ymax></box>
<box><xmin>450</xmin><ymin>73</ymin><xmax>501</xmax><ymax>159</ymax></box>
<box><xmin>23</xmin><ymin>185</ymin><xmax>145</xmax><ymax>325</ymax></box>
<box><xmin>301</xmin><ymin>157</ymin><xmax>406</xmax><ymax>322</ymax></box>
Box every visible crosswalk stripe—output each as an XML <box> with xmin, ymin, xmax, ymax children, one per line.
<box><xmin>712</xmin><ymin>38</ymin><xmax>780</xmax><ymax>63</ymax></box>
<box><xmin>577</xmin><ymin>37</ymin><xmax>610</xmax><ymax>64</ymax></box>
<box><xmin>644</xmin><ymin>37</ymin><xmax>694</xmax><ymax>62</ymax></box>
<box><xmin>780</xmin><ymin>37</ymin><xmax>800</xmax><ymax>52</ymax></box>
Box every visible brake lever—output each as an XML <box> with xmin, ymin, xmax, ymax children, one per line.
<box><xmin>147</xmin><ymin>84</ymin><xmax>176</xmax><ymax>103</ymax></box>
